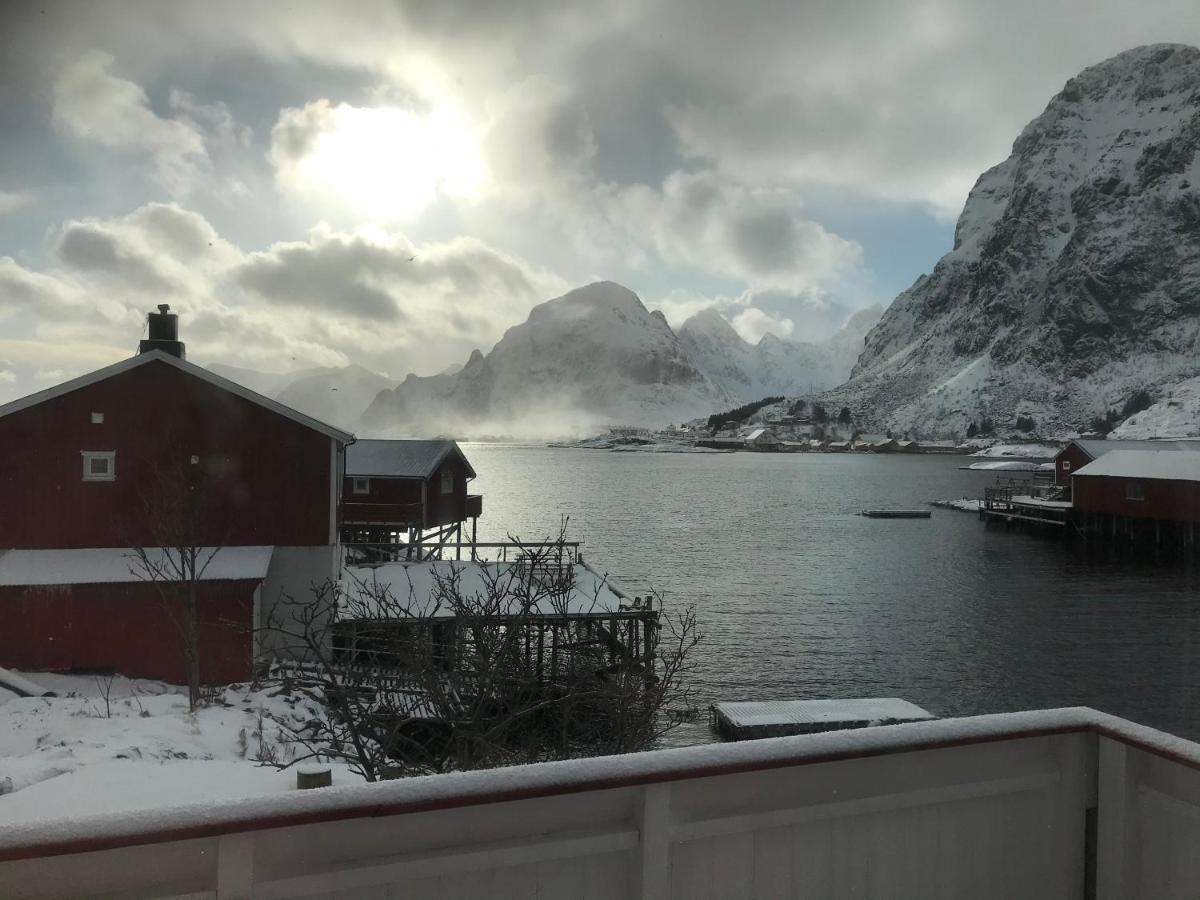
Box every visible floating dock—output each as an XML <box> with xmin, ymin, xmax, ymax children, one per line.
<box><xmin>861</xmin><ymin>509</ymin><xmax>931</xmax><ymax>519</ymax></box>
<box><xmin>710</xmin><ymin>698</ymin><xmax>936</xmax><ymax>741</ymax></box>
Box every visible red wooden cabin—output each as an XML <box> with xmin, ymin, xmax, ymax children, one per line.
<box><xmin>0</xmin><ymin>308</ymin><xmax>352</xmax><ymax>683</ymax></box>
<box><xmin>1054</xmin><ymin>438</ymin><xmax>1200</xmax><ymax>487</ymax></box>
<box><xmin>341</xmin><ymin>439</ymin><xmax>482</xmax><ymax>557</ymax></box>
<box><xmin>1072</xmin><ymin>451</ymin><xmax>1200</xmax><ymax>523</ymax></box>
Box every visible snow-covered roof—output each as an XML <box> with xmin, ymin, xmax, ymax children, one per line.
<box><xmin>713</xmin><ymin>698</ymin><xmax>935</xmax><ymax>729</ymax></box>
<box><xmin>0</xmin><ymin>351</ymin><xmax>353</xmax><ymax>443</ymax></box>
<box><xmin>1072</xmin><ymin>450</ymin><xmax>1200</xmax><ymax>482</ymax></box>
<box><xmin>1073</xmin><ymin>438</ymin><xmax>1200</xmax><ymax>460</ymax></box>
<box><xmin>339</xmin><ymin>559</ymin><xmax>628</xmax><ymax>618</ymax></box>
<box><xmin>0</xmin><ymin>547</ymin><xmax>275</xmax><ymax>586</ymax></box>
<box><xmin>345</xmin><ymin>439</ymin><xmax>476</xmax><ymax>479</ymax></box>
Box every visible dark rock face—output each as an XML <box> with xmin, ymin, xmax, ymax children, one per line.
<box><xmin>842</xmin><ymin>44</ymin><xmax>1200</xmax><ymax>435</ymax></box>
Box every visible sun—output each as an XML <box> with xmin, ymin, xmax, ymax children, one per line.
<box><xmin>288</xmin><ymin>102</ymin><xmax>485</xmax><ymax>220</ymax></box>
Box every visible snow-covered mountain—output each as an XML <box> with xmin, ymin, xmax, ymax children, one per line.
<box><xmin>207</xmin><ymin>362</ymin><xmax>396</xmax><ymax>430</ymax></box>
<box><xmin>361</xmin><ymin>282</ymin><xmax>742</xmax><ymax>437</ymax></box>
<box><xmin>835</xmin><ymin>44</ymin><xmax>1200</xmax><ymax>437</ymax></box>
<box><xmin>677</xmin><ymin>305</ymin><xmax>881</xmax><ymax>401</ymax></box>
<box><xmin>274</xmin><ymin>364</ymin><xmax>397</xmax><ymax>430</ymax></box>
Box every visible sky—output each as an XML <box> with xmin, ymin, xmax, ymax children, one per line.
<box><xmin>2</xmin><ymin>0</ymin><xmax>1200</xmax><ymax>402</ymax></box>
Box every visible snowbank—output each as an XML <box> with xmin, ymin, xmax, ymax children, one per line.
<box><xmin>0</xmin><ymin>671</ymin><xmax>361</xmax><ymax>816</ymax></box>
<box><xmin>969</xmin><ymin>443</ymin><xmax>1061</xmax><ymax>459</ymax></box>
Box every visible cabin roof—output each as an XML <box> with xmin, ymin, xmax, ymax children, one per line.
<box><xmin>1073</xmin><ymin>450</ymin><xmax>1200</xmax><ymax>482</ymax></box>
<box><xmin>345</xmin><ymin>439</ymin><xmax>476</xmax><ymax>480</ymax></box>
<box><xmin>0</xmin><ymin>546</ymin><xmax>275</xmax><ymax>586</ymax></box>
<box><xmin>0</xmin><ymin>351</ymin><xmax>353</xmax><ymax>443</ymax></box>
<box><xmin>339</xmin><ymin>559</ymin><xmax>627</xmax><ymax>618</ymax></box>
<box><xmin>1072</xmin><ymin>438</ymin><xmax>1200</xmax><ymax>460</ymax></box>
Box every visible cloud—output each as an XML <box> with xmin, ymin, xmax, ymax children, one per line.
<box><xmin>270</xmin><ymin>99</ymin><xmax>485</xmax><ymax>221</ymax></box>
<box><xmin>51</xmin><ymin>51</ymin><xmax>210</xmax><ymax>194</ymax></box>
<box><xmin>1</xmin><ymin>203</ymin><xmax>568</xmax><ymax>393</ymax></box>
<box><xmin>615</xmin><ymin>171</ymin><xmax>864</xmax><ymax>291</ymax></box>
<box><xmin>0</xmin><ymin>191</ymin><xmax>33</xmax><ymax>216</ymax></box>
<box><xmin>731</xmin><ymin>307</ymin><xmax>794</xmax><ymax>344</ymax></box>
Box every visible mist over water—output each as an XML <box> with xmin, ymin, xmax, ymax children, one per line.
<box><xmin>466</xmin><ymin>445</ymin><xmax>1200</xmax><ymax>744</ymax></box>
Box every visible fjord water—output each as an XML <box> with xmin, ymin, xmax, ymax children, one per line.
<box><xmin>466</xmin><ymin>444</ymin><xmax>1200</xmax><ymax>743</ymax></box>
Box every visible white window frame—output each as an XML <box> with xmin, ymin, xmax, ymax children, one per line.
<box><xmin>352</xmin><ymin>477</ymin><xmax>370</xmax><ymax>495</ymax></box>
<box><xmin>1126</xmin><ymin>480</ymin><xmax>1144</xmax><ymax>501</ymax></box>
<box><xmin>1062</xmin><ymin>460</ymin><xmax>1071</xmax><ymax>472</ymax></box>
<box><xmin>441</xmin><ymin>470</ymin><xmax>454</xmax><ymax>495</ymax></box>
<box><xmin>82</xmin><ymin>450</ymin><xmax>116</xmax><ymax>482</ymax></box>
<box><xmin>90</xmin><ymin>412</ymin><xmax>104</xmax><ymax>424</ymax></box>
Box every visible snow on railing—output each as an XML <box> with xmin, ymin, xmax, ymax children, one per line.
<box><xmin>4</xmin><ymin>708</ymin><xmax>1200</xmax><ymax>898</ymax></box>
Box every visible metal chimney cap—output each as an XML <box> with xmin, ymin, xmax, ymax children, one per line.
<box><xmin>157</xmin><ymin>304</ymin><xmax>170</xmax><ymax>314</ymax></box>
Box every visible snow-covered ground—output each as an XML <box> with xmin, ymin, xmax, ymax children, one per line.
<box><xmin>969</xmin><ymin>443</ymin><xmax>1061</xmax><ymax>459</ymax></box>
<box><xmin>0</xmin><ymin>670</ymin><xmax>363</xmax><ymax>824</ymax></box>
<box><xmin>931</xmin><ymin>498</ymin><xmax>982</xmax><ymax>512</ymax></box>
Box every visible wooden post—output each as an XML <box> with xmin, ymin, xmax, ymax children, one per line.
<box><xmin>550</xmin><ymin>624</ymin><xmax>559</xmax><ymax>682</ymax></box>
<box><xmin>537</xmin><ymin>623</ymin><xmax>545</xmax><ymax>681</ymax></box>
<box><xmin>637</xmin><ymin>783</ymin><xmax>671</xmax><ymax>900</ymax></box>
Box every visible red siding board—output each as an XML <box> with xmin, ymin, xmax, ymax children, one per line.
<box><xmin>0</xmin><ymin>360</ymin><xmax>332</xmax><ymax>549</ymax></box>
<box><xmin>0</xmin><ymin>581</ymin><xmax>256</xmax><ymax>683</ymax></box>
<box><xmin>1055</xmin><ymin>444</ymin><xmax>1093</xmax><ymax>486</ymax></box>
<box><xmin>340</xmin><ymin>455</ymin><xmax>471</xmax><ymax>529</ymax></box>
<box><xmin>1072</xmin><ymin>474</ymin><xmax>1200</xmax><ymax>522</ymax></box>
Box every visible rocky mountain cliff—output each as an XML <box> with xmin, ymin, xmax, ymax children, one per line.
<box><xmin>360</xmin><ymin>282</ymin><xmax>879</xmax><ymax>438</ymax></box>
<box><xmin>838</xmin><ymin>44</ymin><xmax>1200</xmax><ymax>436</ymax></box>
<box><xmin>361</xmin><ymin>282</ymin><xmax>738</xmax><ymax>437</ymax></box>
<box><xmin>678</xmin><ymin>304</ymin><xmax>882</xmax><ymax>402</ymax></box>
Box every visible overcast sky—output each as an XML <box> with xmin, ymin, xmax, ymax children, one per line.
<box><xmin>2</xmin><ymin>0</ymin><xmax>1199</xmax><ymax>400</ymax></box>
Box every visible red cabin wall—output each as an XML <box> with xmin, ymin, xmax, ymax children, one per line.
<box><xmin>0</xmin><ymin>581</ymin><xmax>256</xmax><ymax>683</ymax></box>
<box><xmin>425</xmin><ymin>456</ymin><xmax>470</xmax><ymax>527</ymax></box>
<box><xmin>1072</xmin><ymin>475</ymin><xmax>1200</xmax><ymax>522</ymax></box>
<box><xmin>1055</xmin><ymin>444</ymin><xmax>1093</xmax><ymax>486</ymax></box>
<box><xmin>341</xmin><ymin>455</ymin><xmax>472</xmax><ymax>528</ymax></box>
<box><xmin>0</xmin><ymin>360</ymin><xmax>333</xmax><ymax>549</ymax></box>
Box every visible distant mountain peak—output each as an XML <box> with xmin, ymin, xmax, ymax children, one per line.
<box><xmin>679</xmin><ymin>307</ymin><xmax>744</xmax><ymax>344</ymax></box>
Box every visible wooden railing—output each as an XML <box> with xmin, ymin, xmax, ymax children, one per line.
<box><xmin>6</xmin><ymin>708</ymin><xmax>1200</xmax><ymax>898</ymax></box>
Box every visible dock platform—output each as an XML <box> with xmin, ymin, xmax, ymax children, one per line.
<box><xmin>861</xmin><ymin>509</ymin><xmax>931</xmax><ymax>519</ymax></box>
<box><xmin>710</xmin><ymin>698</ymin><xmax>936</xmax><ymax>741</ymax></box>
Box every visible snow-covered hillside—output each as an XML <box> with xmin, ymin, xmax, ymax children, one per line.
<box><xmin>361</xmin><ymin>282</ymin><xmax>741</xmax><ymax>437</ymax></box>
<box><xmin>274</xmin><ymin>364</ymin><xmax>396</xmax><ymax>430</ymax></box>
<box><xmin>360</xmin><ymin>282</ymin><xmax>881</xmax><ymax>438</ymax></box>
<box><xmin>208</xmin><ymin>363</ymin><xmax>397</xmax><ymax>430</ymax></box>
<box><xmin>834</xmin><ymin>44</ymin><xmax>1200</xmax><ymax>437</ymax></box>
<box><xmin>678</xmin><ymin>304</ymin><xmax>882</xmax><ymax>401</ymax></box>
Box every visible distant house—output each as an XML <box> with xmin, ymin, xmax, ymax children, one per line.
<box><xmin>827</xmin><ymin>441</ymin><xmax>850</xmax><ymax>452</ymax></box>
<box><xmin>895</xmin><ymin>440</ymin><xmax>918</xmax><ymax>453</ymax></box>
<box><xmin>1072</xmin><ymin>450</ymin><xmax>1200</xmax><ymax>527</ymax></box>
<box><xmin>745</xmin><ymin>428</ymin><xmax>782</xmax><ymax>451</ymax></box>
<box><xmin>0</xmin><ymin>307</ymin><xmax>353</xmax><ymax>683</ymax></box>
<box><xmin>1054</xmin><ymin>438</ymin><xmax>1200</xmax><ymax>487</ymax></box>
<box><xmin>342</xmin><ymin>439</ymin><xmax>482</xmax><ymax>554</ymax></box>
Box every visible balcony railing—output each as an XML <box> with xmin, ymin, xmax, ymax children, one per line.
<box><xmin>341</xmin><ymin>500</ymin><xmax>424</xmax><ymax>525</ymax></box>
<box><xmin>3</xmin><ymin>707</ymin><xmax>1199</xmax><ymax>898</ymax></box>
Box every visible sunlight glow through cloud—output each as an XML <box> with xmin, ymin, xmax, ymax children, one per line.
<box><xmin>273</xmin><ymin>101</ymin><xmax>485</xmax><ymax>220</ymax></box>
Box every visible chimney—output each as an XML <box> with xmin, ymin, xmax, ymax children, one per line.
<box><xmin>138</xmin><ymin>304</ymin><xmax>186</xmax><ymax>359</ymax></box>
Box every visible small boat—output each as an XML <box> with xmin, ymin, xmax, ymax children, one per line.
<box><xmin>861</xmin><ymin>509</ymin><xmax>932</xmax><ymax>518</ymax></box>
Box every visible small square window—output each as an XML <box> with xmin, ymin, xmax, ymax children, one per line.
<box><xmin>82</xmin><ymin>450</ymin><xmax>116</xmax><ymax>482</ymax></box>
<box><xmin>1126</xmin><ymin>481</ymin><xmax>1144</xmax><ymax>501</ymax></box>
<box><xmin>441</xmin><ymin>470</ymin><xmax>453</xmax><ymax>494</ymax></box>
<box><xmin>90</xmin><ymin>412</ymin><xmax>104</xmax><ymax>424</ymax></box>
<box><xmin>1062</xmin><ymin>461</ymin><xmax>1071</xmax><ymax>472</ymax></box>
<box><xmin>353</xmin><ymin>477</ymin><xmax>370</xmax><ymax>494</ymax></box>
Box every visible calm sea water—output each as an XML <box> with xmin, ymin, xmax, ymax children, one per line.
<box><xmin>464</xmin><ymin>445</ymin><xmax>1200</xmax><ymax>743</ymax></box>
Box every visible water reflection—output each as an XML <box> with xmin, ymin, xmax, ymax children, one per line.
<box><xmin>465</xmin><ymin>445</ymin><xmax>1200</xmax><ymax>742</ymax></box>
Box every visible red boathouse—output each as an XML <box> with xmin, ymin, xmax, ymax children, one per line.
<box><xmin>0</xmin><ymin>306</ymin><xmax>353</xmax><ymax>683</ymax></box>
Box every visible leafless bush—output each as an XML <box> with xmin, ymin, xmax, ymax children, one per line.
<box><xmin>258</xmin><ymin>528</ymin><xmax>700</xmax><ymax>781</ymax></box>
